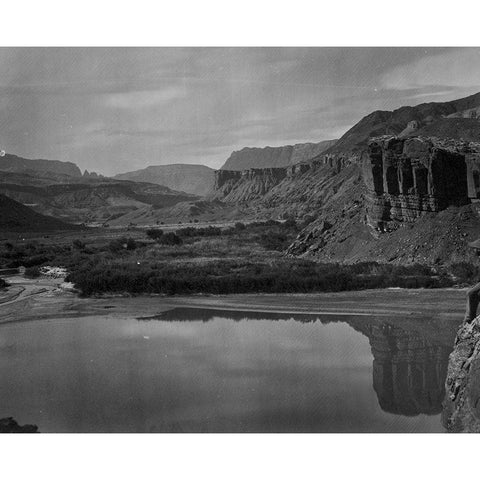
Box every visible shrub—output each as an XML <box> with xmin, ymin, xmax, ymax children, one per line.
<box><xmin>235</xmin><ymin>222</ymin><xmax>246</xmax><ymax>231</ymax></box>
<box><xmin>257</xmin><ymin>232</ymin><xmax>289</xmax><ymax>251</ymax></box>
<box><xmin>73</xmin><ymin>239</ymin><xmax>86</xmax><ymax>250</ymax></box>
<box><xmin>146</xmin><ymin>229</ymin><xmax>164</xmax><ymax>240</ymax></box>
<box><xmin>24</xmin><ymin>266</ymin><xmax>41</xmax><ymax>278</ymax></box>
<box><xmin>158</xmin><ymin>232</ymin><xmax>183</xmax><ymax>245</ymax></box>
<box><xmin>450</xmin><ymin>262</ymin><xmax>479</xmax><ymax>282</ymax></box>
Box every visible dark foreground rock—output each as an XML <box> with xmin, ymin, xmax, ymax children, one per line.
<box><xmin>0</xmin><ymin>417</ymin><xmax>39</xmax><ymax>433</ymax></box>
<box><xmin>443</xmin><ymin>316</ymin><xmax>480</xmax><ymax>432</ymax></box>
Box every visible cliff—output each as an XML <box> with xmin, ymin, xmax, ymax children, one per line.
<box><xmin>443</xmin><ymin>316</ymin><xmax>480</xmax><ymax>432</ymax></box>
<box><xmin>213</xmin><ymin>153</ymin><xmax>357</xmax><ymax>206</ymax></box>
<box><xmin>363</xmin><ymin>136</ymin><xmax>480</xmax><ymax>231</ymax></box>
<box><xmin>213</xmin><ymin>167</ymin><xmax>288</xmax><ymax>202</ymax></box>
<box><xmin>220</xmin><ymin>140</ymin><xmax>337</xmax><ymax>171</ymax></box>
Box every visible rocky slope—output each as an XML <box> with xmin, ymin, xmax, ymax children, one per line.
<box><xmin>0</xmin><ymin>194</ymin><xmax>80</xmax><ymax>232</ymax></box>
<box><xmin>113</xmin><ymin>164</ymin><xmax>216</xmax><ymax>196</ymax></box>
<box><xmin>288</xmin><ymin>136</ymin><xmax>480</xmax><ymax>264</ymax></box>
<box><xmin>220</xmin><ymin>140</ymin><xmax>337</xmax><ymax>170</ymax></box>
<box><xmin>0</xmin><ymin>171</ymin><xmax>195</xmax><ymax>225</ymax></box>
<box><xmin>326</xmin><ymin>91</ymin><xmax>480</xmax><ymax>155</ymax></box>
<box><xmin>0</xmin><ymin>152</ymin><xmax>82</xmax><ymax>177</ymax></box>
<box><xmin>443</xmin><ymin>316</ymin><xmax>480</xmax><ymax>432</ymax></box>
<box><xmin>211</xmin><ymin>132</ymin><xmax>480</xmax><ymax>265</ymax></box>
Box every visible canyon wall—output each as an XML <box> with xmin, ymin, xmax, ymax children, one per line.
<box><xmin>363</xmin><ymin>136</ymin><xmax>480</xmax><ymax>231</ymax></box>
<box><xmin>443</xmin><ymin>316</ymin><xmax>480</xmax><ymax>432</ymax></box>
<box><xmin>220</xmin><ymin>140</ymin><xmax>337</xmax><ymax>170</ymax></box>
<box><xmin>213</xmin><ymin>154</ymin><xmax>356</xmax><ymax>203</ymax></box>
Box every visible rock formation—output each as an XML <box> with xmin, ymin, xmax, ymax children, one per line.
<box><xmin>220</xmin><ymin>140</ymin><xmax>337</xmax><ymax>171</ymax></box>
<box><xmin>443</xmin><ymin>316</ymin><xmax>480</xmax><ymax>432</ymax></box>
<box><xmin>213</xmin><ymin>167</ymin><xmax>287</xmax><ymax>202</ymax></box>
<box><xmin>362</xmin><ymin>136</ymin><xmax>480</xmax><ymax>231</ymax></box>
<box><xmin>213</xmin><ymin>154</ymin><xmax>357</xmax><ymax>205</ymax></box>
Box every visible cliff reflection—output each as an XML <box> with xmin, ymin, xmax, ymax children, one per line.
<box><xmin>365</xmin><ymin>323</ymin><xmax>452</xmax><ymax>415</ymax></box>
<box><xmin>140</xmin><ymin>307</ymin><xmax>459</xmax><ymax>417</ymax></box>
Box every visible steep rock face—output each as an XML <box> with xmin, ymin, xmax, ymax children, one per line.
<box><xmin>213</xmin><ymin>168</ymin><xmax>287</xmax><ymax>202</ymax></box>
<box><xmin>443</xmin><ymin>316</ymin><xmax>480</xmax><ymax>432</ymax></box>
<box><xmin>0</xmin><ymin>153</ymin><xmax>82</xmax><ymax>177</ymax></box>
<box><xmin>363</xmin><ymin>136</ymin><xmax>477</xmax><ymax>231</ymax></box>
<box><xmin>213</xmin><ymin>154</ymin><xmax>357</xmax><ymax>207</ymax></box>
<box><xmin>220</xmin><ymin>140</ymin><xmax>337</xmax><ymax>170</ymax></box>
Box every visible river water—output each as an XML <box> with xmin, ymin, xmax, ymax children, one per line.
<box><xmin>0</xmin><ymin>307</ymin><xmax>458</xmax><ymax>432</ymax></box>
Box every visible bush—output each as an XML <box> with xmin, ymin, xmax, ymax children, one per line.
<box><xmin>450</xmin><ymin>262</ymin><xmax>479</xmax><ymax>282</ymax></box>
<box><xmin>146</xmin><ymin>229</ymin><xmax>164</xmax><ymax>240</ymax></box>
<box><xmin>24</xmin><ymin>266</ymin><xmax>41</xmax><ymax>278</ymax></box>
<box><xmin>235</xmin><ymin>222</ymin><xmax>246</xmax><ymax>231</ymax></box>
<box><xmin>257</xmin><ymin>232</ymin><xmax>289</xmax><ymax>251</ymax></box>
<box><xmin>108</xmin><ymin>237</ymin><xmax>136</xmax><ymax>252</ymax></box>
<box><xmin>73</xmin><ymin>239</ymin><xmax>86</xmax><ymax>250</ymax></box>
<box><xmin>176</xmin><ymin>226</ymin><xmax>222</xmax><ymax>237</ymax></box>
<box><xmin>158</xmin><ymin>232</ymin><xmax>183</xmax><ymax>245</ymax></box>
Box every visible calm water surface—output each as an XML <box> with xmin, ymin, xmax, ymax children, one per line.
<box><xmin>0</xmin><ymin>307</ymin><xmax>458</xmax><ymax>432</ymax></box>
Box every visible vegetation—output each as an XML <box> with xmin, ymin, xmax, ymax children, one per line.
<box><xmin>0</xmin><ymin>277</ymin><xmax>9</xmax><ymax>289</ymax></box>
<box><xmin>0</xmin><ymin>221</ymin><xmax>477</xmax><ymax>297</ymax></box>
<box><xmin>66</xmin><ymin>258</ymin><xmax>453</xmax><ymax>296</ymax></box>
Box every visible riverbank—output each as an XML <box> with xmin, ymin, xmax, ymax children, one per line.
<box><xmin>0</xmin><ymin>273</ymin><xmax>467</xmax><ymax>325</ymax></box>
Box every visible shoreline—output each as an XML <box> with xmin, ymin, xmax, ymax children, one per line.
<box><xmin>0</xmin><ymin>273</ymin><xmax>467</xmax><ymax>325</ymax></box>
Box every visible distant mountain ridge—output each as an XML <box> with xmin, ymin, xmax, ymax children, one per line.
<box><xmin>0</xmin><ymin>153</ymin><xmax>82</xmax><ymax>177</ymax></box>
<box><xmin>327</xmin><ymin>91</ymin><xmax>480</xmax><ymax>154</ymax></box>
<box><xmin>220</xmin><ymin>140</ymin><xmax>337</xmax><ymax>171</ymax></box>
<box><xmin>113</xmin><ymin>164</ymin><xmax>216</xmax><ymax>196</ymax></box>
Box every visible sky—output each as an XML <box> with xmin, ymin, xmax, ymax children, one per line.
<box><xmin>0</xmin><ymin>47</ymin><xmax>479</xmax><ymax>176</ymax></box>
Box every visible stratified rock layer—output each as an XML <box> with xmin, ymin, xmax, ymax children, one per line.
<box><xmin>363</xmin><ymin>136</ymin><xmax>480</xmax><ymax>231</ymax></box>
<box><xmin>443</xmin><ymin>316</ymin><xmax>480</xmax><ymax>432</ymax></box>
<box><xmin>220</xmin><ymin>140</ymin><xmax>337</xmax><ymax>170</ymax></box>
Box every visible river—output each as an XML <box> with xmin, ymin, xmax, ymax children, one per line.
<box><xmin>0</xmin><ymin>286</ymin><xmax>462</xmax><ymax>432</ymax></box>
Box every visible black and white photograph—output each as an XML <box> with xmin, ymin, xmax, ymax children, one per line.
<box><xmin>0</xmin><ymin>1</ymin><xmax>479</xmax><ymax>477</ymax></box>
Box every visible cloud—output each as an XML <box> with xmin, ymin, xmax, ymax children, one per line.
<box><xmin>103</xmin><ymin>86</ymin><xmax>187</xmax><ymax>109</ymax></box>
<box><xmin>380</xmin><ymin>48</ymin><xmax>480</xmax><ymax>90</ymax></box>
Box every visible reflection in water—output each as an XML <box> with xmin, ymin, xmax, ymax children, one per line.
<box><xmin>362</xmin><ymin>324</ymin><xmax>452</xmax><ymax>416</ymax></box>
<box><xmin>143</xmin><ymin>308</ymin><xmax>458</xmax><ymax>418</ymax></box>
<box><xmin>0</xmin><ymin>306</ymin><xmax>460</xmax><ymax>432</ymax></box>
